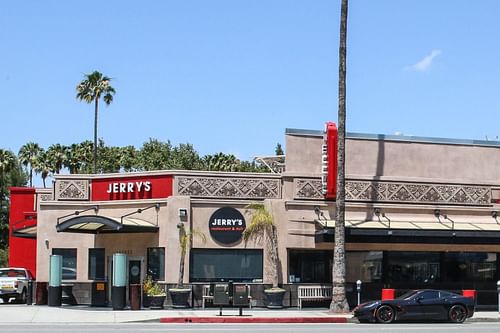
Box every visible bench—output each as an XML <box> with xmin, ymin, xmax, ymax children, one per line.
<box><xmin>202</xmin><ymin>284</ymin><xmax>253</xmax><ymax>309</ymax></box>
<box><xmin>297</xmin><ymin>285</ymin><xmax>332</xmax><ymax>309</ymax></box>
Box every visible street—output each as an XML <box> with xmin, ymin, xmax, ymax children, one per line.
<box><xmin>2</xmin><ymin>323</ymin><xmax>500</xmax><ymax>333</ymax></box>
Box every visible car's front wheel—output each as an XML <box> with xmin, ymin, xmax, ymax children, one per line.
<box><xmin>448</xmin><ymin>304</ymin><xmax>467</xmax><ymax>323</ymax></box>
<box><xmin>375</xmin><ymin>305</ymin><xmax>395</xmax><ymax>323</ymax></box>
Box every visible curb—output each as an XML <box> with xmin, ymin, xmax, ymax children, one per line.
<box><xmin>159</xmin><ymin>316</ymin><xmax>349</xmax><ymax>324</ymax></box>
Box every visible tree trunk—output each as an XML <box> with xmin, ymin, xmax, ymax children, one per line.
<box><xmin>178</xmin><ymin>225</ymin><xmax>187</xmax><ymax>288</ymax></box>
<box><xmin>269</xmin><ymin>226</ymin><xmax>279</xmax><ymax>288</ymax></box>
<box><xmin>29</xmin><ymin>166</ymin><xmax>33</xmax><ymax>187</ymax></box>
<box><xmin>93</xmin><ymin>98</ymin><xmax>99</xmax><ymax>174</ymax></box>
<box><xmin>330</xmin><ymin>0</ymin><xmax>350</xmax><ymax>313</ymax></box>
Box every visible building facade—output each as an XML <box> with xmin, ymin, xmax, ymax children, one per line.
<box><xmin>9</xmin><ymin>126</ymin><xmax>500</xmax><ymax>308</ymax></box>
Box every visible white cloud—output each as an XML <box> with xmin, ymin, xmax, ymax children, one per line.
<box><xmin>406</xmin><ymin>49</ymin><xmax>442</xmax><ymax>71</ymax></box>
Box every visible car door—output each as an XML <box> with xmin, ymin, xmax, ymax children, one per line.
<box><xmin>396</xmin><ymin>294</ymin><xmax>428</xmax><ymax>321</ymax></box>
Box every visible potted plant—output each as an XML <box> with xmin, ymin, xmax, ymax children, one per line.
<box><xmin>168</xmin><ymin>222</ymin><xmax>206</xmax><ymax>308</ymax></box>
<box><xmin>243</xmin><ymin>203</ymin><xmax>286</xmax><ymax>308</ymax></box>
<box><xmin>142</xmin><ymin>275</ymin><xmax>166</xmax><ymax>309</ymax></box>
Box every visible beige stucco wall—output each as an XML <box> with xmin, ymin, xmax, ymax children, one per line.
<box><xmin>285</xmin><ymin>131</ymin><xmax>500</xmax><ymax>184</ymax></box>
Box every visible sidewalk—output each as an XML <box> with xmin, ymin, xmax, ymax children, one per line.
<box><xmin>0</xmin><ymin>305</ymin><xmax>497</xmax><ymax>324</ymax></box>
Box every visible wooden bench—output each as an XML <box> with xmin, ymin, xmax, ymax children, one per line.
<box><xmin>297</xmin><ymin>285</ymin><xmax>332</xmax><ymax>309</ymax></box>
<box><xmin>202</xmin><ymin>284</ymin><xmax>253</xmax><ymax>309</ymax></box>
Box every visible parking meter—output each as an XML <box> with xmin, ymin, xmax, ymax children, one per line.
<box><xmin>356</xmin><ymin>280</ymin><xmax>362</xmax><ymax>306</ymax></box>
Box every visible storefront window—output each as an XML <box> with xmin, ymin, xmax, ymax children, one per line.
<box><xmin>147</xmin><ymin>247</ymin><xmax>165</xmax><ymax>281</ymax></box>
<box><xmin>346</xmin><ymin>251</ymin><xmax>383</xmax><ymax>283</ymax></box>
<box><xmin>386</xmin><ymin>252</ymin><xmax>440</xmax><ymax>284</ymax></box>
<box><xmin>444</xmin><ymin>252</ymin><xmax>497</xmax><ymax>283</ymax></box>
<box><xmin>288</xmin><ymin>250</ymin><xmax>332</xmax><ymax>283</ymax></box>
<box><xmin>88</xmin><ymin>248</ymin><xmax>105</xmax><ymax>280</ymax></box>
<box><xmin>190</xmin><ymin>249</ymin><xmax>263</xmax><ymax>282</ymax></box>
<box><xmin>52</xmin><ymin>248</ymin><xmax>77</xmax><ymax>280</ymax></box>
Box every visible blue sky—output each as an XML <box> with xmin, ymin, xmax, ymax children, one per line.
<box><xmin>2</xmin><ymin>0</ymin><xmax>500</xmax><ymax>171</ymax></box>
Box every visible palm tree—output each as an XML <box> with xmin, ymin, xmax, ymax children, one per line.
<box><xmin>175</xmin><ymin>223</ymin><xmax>205</xmax><ymax>289</ymax></box>
<box><xmin>33</xmin><ymin>152</ymin><xmax>51</xmax><ymax>188</ymax></box>
<box><xmin>330</xmin><ymin>0</ymin><xmax>350</xmax><ymax>313</ymax></box>
<box><xmin>46</xmin><ymin>144</ymin><xmax>67</xmax><ymax>174</ymax></box>
<box><xmin>243</xmin><ymin>203</ymin><xmax>281</xmax><ymax>289</ymax></box>
<box><xmin>76</xmin><ymin>71</ymin><xmax>116</xmax><ymax>174</ymax></box>
<box><xmin>65</xmin><ymin>144</ymin><xmax>83</xmax><ymax>174</ymax></box>
<box><xmin>18</xmin><ymin>142</ymin><xmax>43</xmax><ymax>187</ymax></box>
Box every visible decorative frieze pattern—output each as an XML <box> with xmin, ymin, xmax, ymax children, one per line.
<box><xmin>55</xmin><ymin>179</ymin><xmax>89</xmax><ymax>201</ymax></box>
<box><xmin>176</xmin><ymin>176</ymin><xmax>280</xmax><ymax>199</ymax></box>
<box><xmin>293</xmin><ymin>178</ymin><xmax>491</xmax><ymax>205</ymax></box>
<box><xmin>39</xmin><ymin>193</ymin><xmax>53</xmax><ymax>202</ymax></box>
<box><xmin>345</xmin><ymin>180</ymin><xmax>491</xmax><ymax>205</ymax></box>
<box><xmin>294</xmin><ymin>179</ymin><xmax>324</xmax><ymax>199</ymax></box>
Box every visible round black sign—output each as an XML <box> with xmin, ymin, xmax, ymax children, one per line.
<box><xmin>209</xmin><ymin>207</ymin><xmax>246</xmax><ymax>245</ymax></box>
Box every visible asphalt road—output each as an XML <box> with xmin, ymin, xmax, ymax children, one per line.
<box><xmin>2</xmin><ymin>323</ymin><xmax>500</xmax><ymax>333</ymax></box>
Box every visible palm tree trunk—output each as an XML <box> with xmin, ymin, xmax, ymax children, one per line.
<box><xmin>93</xmin><ymin>98</ymin><xmax>99</xmax><ymax>174</ymax></box>
<box><xmin>330</xmin><ymin>0</ymin><xmax>349</xmax><ymax>313</ymax></box>
<box><xmin>269</xmin><ymin>227</ymin><xmax>279</xmax><ymax>288</ymax></box>
<box><xmin>29</xmin><ymin>167</ymin><xmax>33</xmax><ymax>187</ymax></box>
<box><xmin>178</xmin><ymin>247</ymin><xmax>185</xmax><ymax>288</ymax></box>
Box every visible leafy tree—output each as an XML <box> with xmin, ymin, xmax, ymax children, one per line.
<box><xmin>0</xmin><ymin>150</ymin><xmax>27</xmax><ymax>249</ymax></box>
<box><xmin>138</xmin><ymin>139</ymin><xmax>173</xmax><ymax>171</ymax></box>
<box><xmin>171</xmin><ymin>143</ymin><xmax>203</xmax><ymax>170</ymax></box>
<box><xmin>275</xmin><ymin>143</ymin><xmax>284</xmax><ymax>156</ymax></box>
<box><xmin>96</xmin><ymin>140</ymin><xmax>121</xmax><ymax>173</ymax></box>
<box><xmin>0</xmin><ymin>248</ymin><xmax>7</xmax><ymax>267</ymax></box>
<box><xmin>119</xmin><ymin>145</ymin><xmax>138</xmax><ymax>172</ymax></box>
<box><xmin>330</xmin><ymin>0</ymin><xmax>349</xmax><ymax>313</ymax></box>
<box><xmin>18</xmin><ymin>142</ymin><xmax>43</xmax><ymax>187</ymax></box>
<box><xmin>76</xmin><ymin>71</ymin><xmax>116</xmax><ymax>174</ymax></box>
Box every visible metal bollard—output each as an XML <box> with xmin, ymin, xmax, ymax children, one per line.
<box><xmin>356</xmin><ymin>280</ymin><xmax>362</xmax><ymax>306</ymax></box>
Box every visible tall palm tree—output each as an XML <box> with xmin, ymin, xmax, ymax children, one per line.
<box><xmin>76</xmin><ymin>71</ymin><xmax>116</xmax><ymax>174</ymax></box>
<box><xmin>18</xmin><ymin>142</ymin><xmax>43</xmax><ymax>187</ymax></box>
<box><xmin>33</xmin><ymin>151</ymin><xmax>51</xmax><ymax>188</ymax></box>
<box><xmin>330</xmin><ymin>0</ymin><xmax>350</xmax><ymax>313</ymax></box>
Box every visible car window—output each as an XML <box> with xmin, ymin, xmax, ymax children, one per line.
<box><xmin>419</xmin><ymin>291</ymin><xmax>439</xmax><ymax>300</ymax></box>
<box><xmin>397</xmin><ymin>290</ymin><xmax>418</xmax><ymax>300</ymax></box>
<box><xmin>0</xmin><ymin>269</ymin><xmax>26</xmax><ymax>278</ymax></box>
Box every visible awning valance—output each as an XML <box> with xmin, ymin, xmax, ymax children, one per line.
<box><xmin>56</xmin><ymin>215</ymin><xmax>158</xmax><ymax>234</ymax></box>
<box><xmin>11</xmin><ymin>225</ymin><xmax>37</xmax><ymax>239</ymax></box>
<box><xmin>317</xmin><ymin>219</ymin><xmax>500</xmax><ymax>232</ymax></box>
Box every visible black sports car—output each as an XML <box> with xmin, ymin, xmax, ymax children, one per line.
<box><xmin>353</xmin><ymin>289</ymin><xmax>475</xmax><ymax>323</ymax></box>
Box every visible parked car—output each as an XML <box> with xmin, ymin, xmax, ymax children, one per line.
<box><xmin>0</xmin><ymin>267</ymin><xmax>33</xmax><ymax>304</ymax></box>
<box><xmin>353</xmin><ymin>289</ymin><xmax>475</xmax><ymax>324</ymax></box>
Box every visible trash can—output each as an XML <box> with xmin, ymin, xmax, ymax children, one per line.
<box><xmin>35</xmin><ymin>282</ymin><xmax>48</xmax><ymax>305</ymax></box>
<box><xmin>130</xmin><ymin>284</ymin><xmax>141</xmax><ymax>310</ymax></box>
<box><xmin>91</xmin><ymin>281</ymin><xmax>108</xmax><ymax>307</ymax></box>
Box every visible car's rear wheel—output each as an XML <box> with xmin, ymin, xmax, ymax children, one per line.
<box><xmin>448</xmin><ymin>304</ymin><xmax>467</xmax><ymax>323</ymax></box>
<box><xmin>376</xmin><ymin>305</ymin><xmax>395</xmax><ymax>323</ymax></box>
<box><xmin>17</xmin><ymin>289</ymin><xmax>27</xmax><ymax>304</ymax></box>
